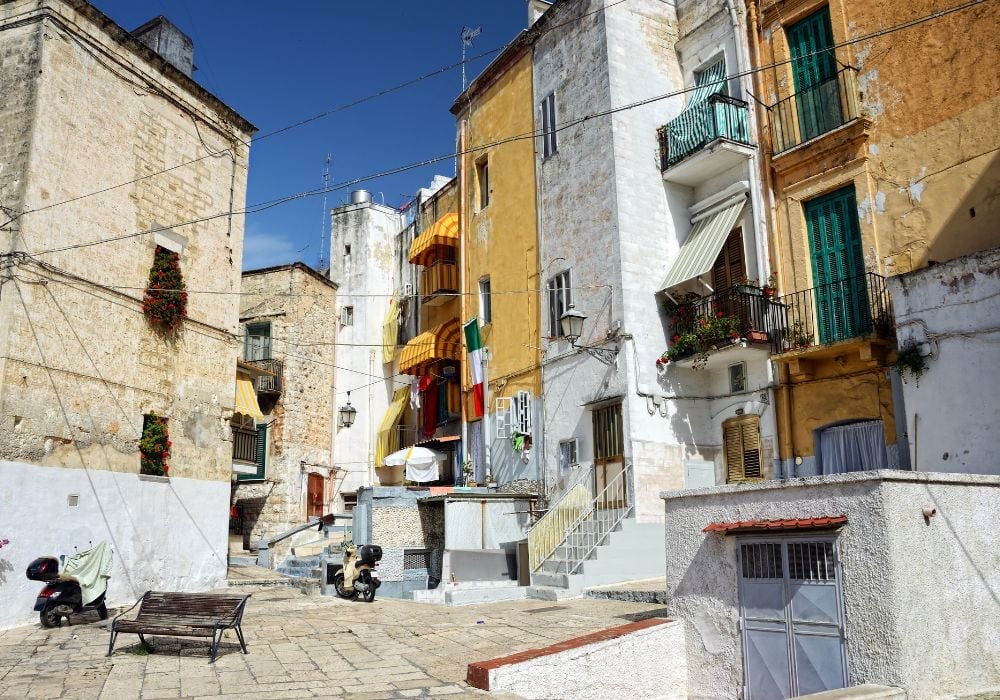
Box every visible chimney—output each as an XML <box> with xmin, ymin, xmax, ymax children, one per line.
<box><xmin>132</xmin><ymin>16</ymin><xmax>195</xmax><ymax>78</ymax></box>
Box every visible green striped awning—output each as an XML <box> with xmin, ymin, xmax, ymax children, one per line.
<box><xmin>658</xmin><ymin>196</ymin><xmax>747</xmax><ymax>292</ymax></box>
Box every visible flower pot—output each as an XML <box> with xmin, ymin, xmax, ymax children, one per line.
<box><xmin>762</xmin><ymin>287</ymin><xmax>776</xmax><ymax>298</ymax></box>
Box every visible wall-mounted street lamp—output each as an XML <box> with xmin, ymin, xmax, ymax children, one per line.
<box><xmin>559</xmin><ymin>304</ymin><xmax>620</xmax><ymax>365</ymax></box>
<box><xmin>338</xmin><ymin>391</ymin><xmax>357</xmax><ymax>428</ymax></box>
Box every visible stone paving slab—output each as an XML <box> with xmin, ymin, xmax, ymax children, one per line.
<box><xmin>0</xmin><ymin>586</ymin><xmax>666</xmax><ymax>699</ymax></box>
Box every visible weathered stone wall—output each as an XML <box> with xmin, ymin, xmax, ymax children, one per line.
<box><xmin>234</xmin><ymin>264</ymin><xmax>337</xmax><ymax>545</ymax></box>
<box><xmin>0</xmin><ymin>0</ymin><xmax>253</xmax><ymax>482</ymax></box>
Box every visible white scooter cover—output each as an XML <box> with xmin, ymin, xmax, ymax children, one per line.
<box><xmin>61</xmin><ymin>541</ymin><xmax>112</xmax><ymax>605</ymax></box>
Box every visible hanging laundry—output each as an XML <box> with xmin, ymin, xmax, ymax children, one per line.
<box><xmin>410</xmin><ymin>376</ymin><xmax>421</xmax><ymax>410</ymax></box>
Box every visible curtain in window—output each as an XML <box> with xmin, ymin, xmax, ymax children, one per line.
<box><xmin>667</xmin><ymin>59</ymin><xmax>727</xmax><ymax>161</ymax></box>
<box><xmin>819</xmin><ymin>420</ymin><xmax>887</xmax><ymax>474</ymax></box>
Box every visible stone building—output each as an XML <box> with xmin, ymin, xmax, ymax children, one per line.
<box><xmin>0</xmin><ymin>0</ymin><xmax>254</xmax><ymax>629</ymax></box>
<box><xmin>232</xmin><ymin>263</ymin><xmax>338</xmax><ymax>552</ymax></box>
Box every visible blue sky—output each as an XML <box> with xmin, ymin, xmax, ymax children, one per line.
<box><xmin>93</xmin><ymin>1</ymin><xmax>528</xmax><ymax>270</ymax></box>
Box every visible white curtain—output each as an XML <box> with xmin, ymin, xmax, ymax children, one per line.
<box><xmin>820</xmin><ymin>420</ymin><xmax>887</xmax><ymax>474</ymax></box>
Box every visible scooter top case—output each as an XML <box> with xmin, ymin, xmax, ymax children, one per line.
<box><xmin>357</xmin><ymin>545</ymin><xmax>383</xmax><ymax>565</ymax></box>
<box><xmin>25</xmin><ymin>557</ymin><xmax>60</xmax><ymax>582</ymax></box>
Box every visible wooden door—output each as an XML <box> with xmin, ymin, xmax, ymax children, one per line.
<box><xmin>307</xmin><ymin>473</ymin><xmax>324</xmax><ymax>518</ymax></box>
<box><xmin>592</xmin><ymin>404</ymin><xmax>625</xmax><ymax>510</ymax></box>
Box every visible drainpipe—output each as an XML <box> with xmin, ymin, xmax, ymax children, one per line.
<box><xmin>458</xmin><ymin>119</ymin><xmax>470</xmax><ymax>481</ymax></box>
<box><xmin>776</xmin><ymin>362</ymin><xmax>795</xmax><ymax>477</ymax></box>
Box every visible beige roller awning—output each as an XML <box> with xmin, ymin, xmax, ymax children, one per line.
<box><xmin>234</xmin><ymin>371</ymin><xmax>264</xmax><ymax>421</ymax></box>
<box><xmin>658</xmin><ymin>196</ymin><xmax>746</xmax><ymax>292</ymax></box>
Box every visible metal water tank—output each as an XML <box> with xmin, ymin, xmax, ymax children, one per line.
<box><xmin>350</xmin><ymin>190</ymin><xmax>371</xmax><ymax>205</ymax></box>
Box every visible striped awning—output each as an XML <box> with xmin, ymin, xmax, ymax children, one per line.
<box><xmin>234</xmin><ymin>371</ymin><xmax>264</xmax><ymax>421</ymax></box>
<box><xmin>399</xmin><ymin>318</ymin><xmax>462</xmax><ymax>375</ymax></box>
<box><xmin>658</xmin><ymin>195</ymin><xmax>746</xmax><ymax>292</ymax></box>
<box><xmin>375</xmin><ymin>387</ymin><xmax>411</xmax><ymax>468</ymax></box>
<box><xmin>408</xmin><ymin>212</ymin><xmax>459</xmax><ymax>266</ymax></box>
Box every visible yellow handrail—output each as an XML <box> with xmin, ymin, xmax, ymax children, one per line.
<box><xmin>528</xmin><ymin>484</ymin><xmax>591</xmax><ymax>570</ymax></box>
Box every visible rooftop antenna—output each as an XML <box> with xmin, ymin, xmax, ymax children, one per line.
<box><xmin>317</xmin><ymin>153</ymin><xmax>332</xmax><ymax>271</ymax></box>
<box><xmin>461</xmin><ymin>26</ymin><xmax>482</xmax><ymax>91</ymax></box>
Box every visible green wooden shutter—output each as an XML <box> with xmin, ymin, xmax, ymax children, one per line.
<box><xmin>806</xmin><ymin>186</ymin><xmax>869</xmax><ymax>344</ymax></box>
<box><xmin>788</xmin><ymin>8</ymin><xmax>839</xmax><ymax>142</ymax></box>
<box><xmin>237</xmin><ymin>424</ymin><xmax>267</xmax><ymax>482</ymax></box>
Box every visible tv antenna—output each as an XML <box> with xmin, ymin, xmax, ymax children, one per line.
<box><xmin>461</xmin><ymin>26</ymin><xmax>482</xmax><ymax>91</ymax></box>
<box><xmin>317</xmin><ymin>153</ymin><xmax>332</xmax><ymax>272</ymax></box>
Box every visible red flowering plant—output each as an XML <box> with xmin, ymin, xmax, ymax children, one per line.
<box><xmin>658</xmin><ymin>303</ymin><xmax>743</xmax><ymax>370</ymax></box>
<box><xmin>139</xmin><ymin>413</ymin><xmax>171</xmax><ymax>476</ymax></box>
<box><xmin>142</xmin><ymin>246</ymin><xmax>187</xmax><ymax>335</ymax></box>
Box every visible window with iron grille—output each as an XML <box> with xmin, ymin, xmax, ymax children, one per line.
<box><xmin>788</xmin><ymin>541</ymin><xmax>836</xmax><ymax>581</ymax></box>
<box><xmin>740</xmin><ymin>542</ymin><xmax>782</xmax><ymax>579</ymax></box>
<box><xmin>540</xmin><ymin>92</ymin><xmax>558</xmax><ymax>159</ymax></box>
<box><xmin>547</xmin><ymin>270</ymin><xmax>572</xmax><ymax>337</ymax></box>
<box><xmin>558</xmin><ymin>439</ymin><xmax>578</xmax><ymax>472</ymax></box>
<box><xmin>341</xmin><ymin>306</ymin><xmax>354</xmax><ymax>326</ymax></box>
<box><xmin>729</xmin><ymin>362</ymin><xmax>746</xmax><ymax>393</ymax></box>
<box><xmin>403</xmin><ymin>550</ymin><xmax>430</xmax><ymax>571</ymax></box>
<box><xmin>512</xmin><ymin>391</ymin><xmax>532</xmax><ymax>436</ymax></box>
<box><xmin>724</xmin><ymin>415</ymin><xmax>762</xmax><ymax>482</ymax></box>
<box><xmin>244</xmin><ymin>322</ymin><xmax>271</xmax><ymax>361</ymax></box>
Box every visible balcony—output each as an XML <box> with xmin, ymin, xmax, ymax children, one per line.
<box><xmin>420</xmin><ymin>261</ymin><xmax>458</xmax><ymax>306</ymax></box>
<box><xmin>245</xmin><ymin>357</ymin><xmax>282</xmax><ymax>394</ymax></box>
<box><xmin>664</xmin><ymin>287</ymin><xmax>782</xmax><ymax>369</ymax></box>
<box><xmin>769</xmin><ymin>67</ymin><xmax>860</xmax><ymax>154</ymax></box>
<box><xmin>659</xmin><ymin>94</ymin><xmax>754</xmax><ymax>186</ymax></box>
<box><xmin>772</xmin><ymin>272</ymin><xmax>894</xmax><ymax>367</ymax></box>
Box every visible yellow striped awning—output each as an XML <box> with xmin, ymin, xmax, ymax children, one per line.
<box><xmin>375</xmin><ymin>387</ymin><xmax>410</xmax><ymax>467</ymax></box>
<box><xmin>398</xmin><ymin>318</ymin><xmax>462</xmax><ymax>375</ymax></box>
<box><xmin>234</xmin><ymin>371</ymin><xmax>264</xmax><ymax>421</ymax></box>
<box><xmin>382</xmin><ymin>295</ymin><xmax>400</xmax><ymax>364</ymax></box>
<box><xmin>408</xmin><ymin>212</ymin><xmax>459</xmax><ymax>266</ymax></box>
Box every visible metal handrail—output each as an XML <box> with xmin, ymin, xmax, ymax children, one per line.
<box><xmin>659</xmin><ymin>93</ymin><xmax>752</xmax><ymax>169</ymax></box>
<box><xmin>568</xmin><ymin>462</ymin><xmax>633</xmax><ymax>575</ymax></box>
<box><xmin>527</xmin><ymin>465</ymin><xmax>594</xmax><ymax>571</ymax></box>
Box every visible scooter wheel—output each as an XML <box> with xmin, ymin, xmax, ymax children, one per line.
<box><xmin>39</xmin><ymin>605</ymin><xmax>62</xmax><ymax>628</ymax></box>
<box><xmin>360</xmin><ymin>571</ymin><xmax>376</xmax><ymax>603</ymax></box>
<box><xmin>333</xmin><ymin>573</ymin><xmax>358</xmax><ymax>600</ymax></box>
<box><xmin>97</xmin><ymin>602</ymin><xmax>108</xmax><ymax>620</ymax></box>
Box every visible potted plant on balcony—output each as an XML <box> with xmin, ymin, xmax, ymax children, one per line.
<box><xmin>461</xmin><ymin>460</ymin><xmax>476</xmax><ymax>487</ymax></box>
<box><xmin>762</xmin><ymin>274</ymin><xmax>778</xmax><ymax>298</ymax></box>
<box><xmin>735</xmin><ymin>276</ymin><xmax>761</xmax><ymax>296</ymax></box>
<box><xmin>485</xmin><ymin>470</ymin><xmax>498</xmax><ymax>489</ymax></box>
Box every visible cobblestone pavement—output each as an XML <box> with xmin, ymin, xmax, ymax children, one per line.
<box><xmin>0</xmin><ymin>586</ymin><xmax>667</xmax><ymax>699</ymax></box>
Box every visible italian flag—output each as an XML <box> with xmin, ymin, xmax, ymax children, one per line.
<box><xmin>463</xmin><ymin>319</ymin><xmax>486</xmax><ymax>418</ymax></box>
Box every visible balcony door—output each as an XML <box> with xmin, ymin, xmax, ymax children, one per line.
<box><xmin>805</xmin><ymin>186</ymin><xmax>869</xmax><ymax>343</ymax></box>
<box><xmin>788</xmin><ymin>7</ymin><xmax>840</xmax><ymax>143</ymax></box>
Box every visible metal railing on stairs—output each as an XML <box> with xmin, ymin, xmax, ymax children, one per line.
<box><xmin>527</xmin><ymin>462</ymin><xmax>634</xmax><ymax>576</ymax></box>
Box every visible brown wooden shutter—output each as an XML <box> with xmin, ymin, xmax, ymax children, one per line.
<box><xmin>724</xmin><ymin>415</ymin><xmax>762</xmax><ymax>482</ymax></box>
<box><xmin>712</xmin><ymin>228</ymin><xmax>746</xmax><ymax>292</ymax></box>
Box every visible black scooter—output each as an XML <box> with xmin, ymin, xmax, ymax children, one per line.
<box><xmin>26</xmin><ymin>543</ymin><xmax>111</xmax><ymax>628</ymax></box>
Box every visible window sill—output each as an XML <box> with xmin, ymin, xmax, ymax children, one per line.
<box><xmin>138</xmin><ymin>473</ymin><xmax>170</xmax><ymax>483</ymax></box>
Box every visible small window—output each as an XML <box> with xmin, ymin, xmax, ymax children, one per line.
<box><xmin>729</xmin><ymin>362</ymin><xmax>746</xmax><ymax>393</ymax></box>
<box><xmin>547</xmin><ymin>270</ymin><xmax>572</xmax><ymax>337</ymax></box>
<box><xmin>244</xmin><ymin>322</ymin><xmax>271</xmax><ymax>361</ymax></box>
<box><xmin>724</xmin><ymin>415</ymin><xmax>762</xmax><ymax>482</ymax></box>
<box><xmin>341</xmin><ymin>306</ymin><xmax>354</xmax><ymax>326</ymax></box>
<box><xmin>558</xmin><ymin>439</ymin><xmax>578</xmax><ymax>471</ymax></box>
<box><xmin>476</xmin><ymin>156</ymin><xmax>490</xmax><ymax>210</ymax></box>
<box><xmin>341</xmin><ymin>492</ymin><xmax>357</xmax><ymax>513</ymax></box>
<box><xmin>344</xmin><ymin>244</ymin><xmax>351</xmax><ymax>256</ymax></box>
<box><xmin>512</xmin><ymin>391</ymin><xmax>532</xmax><ymax>436</ymax></box>
<box><xmin>479</xmin><ymin>277</ymin><xmax>492</xmax><ymax>324</ymax></box>
<box><xmin>540</xmin><ymin>92</ymin><xmax>558</xmax><ymax>158</ymax></box>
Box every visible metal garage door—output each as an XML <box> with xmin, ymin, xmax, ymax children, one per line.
<box><xmin>738</xmin><ymin>538</ymin><xmax>848</xmax><ymax>699</ymax></box>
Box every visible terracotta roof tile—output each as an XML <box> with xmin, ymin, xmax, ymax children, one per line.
<box><xmin>702</xmin><ymin>515</ymin><xmax>848</xmax><ymax>534</ymax></box>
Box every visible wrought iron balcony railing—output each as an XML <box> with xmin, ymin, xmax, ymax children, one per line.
<box><xmin>769</xmin><ymin>66</ymin><xmax>860</xmax><ymax>154</ymax></box>
<box><xmin>420</xmin><ymin>261</ymin><xmax>458</xmax><ymax>301</ymax></box>
<box><xmin>245</xmin><ymin>357</ymin><xmax>282</xmax><ymax>394</ymax></box>
<box><xmin>671</xmin><ymin>286</ymin><xmax>784</xmax><ymax>357</ymax></box>
<box><xmin>772</xmin><ymin>272</ymin><xmax>894</xmax><ymax>352</ymax></box>
<box><xmin>659</xmin><ymin>93</ymin><xmax>752</xmax><ymax>170</ymax></box>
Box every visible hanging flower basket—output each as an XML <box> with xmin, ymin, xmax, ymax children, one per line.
<box><xmin>142</xmin><ymin>246</ymin><xmax>187</xmax><ymax>335</ymax></box>
<box><xmin>139</xmin><ymin>413</ymin><xmax>171</xmax><ymax>476</ymax></box>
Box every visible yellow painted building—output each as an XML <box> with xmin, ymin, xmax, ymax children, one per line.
<box><xmin>747</xmin><ymin>0</ymin><xmax>1000</xmax><ymax>473</ymax></box>
<box><xmin>451</xmin><ymin>35</ymin><xmax>542</xmax><ymax>483</ymax></box>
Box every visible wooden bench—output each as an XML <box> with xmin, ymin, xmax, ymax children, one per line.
<box><xmin>107</xmin><ymin>591</ymin><xmax>251</xmax><ymax>662</ymax></box>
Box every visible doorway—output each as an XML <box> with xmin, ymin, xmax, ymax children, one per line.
<box><xmin>307</xmin><ymin>472</ymin><xmax>324</xmax><ymax>518</ymax></box>
<box><xmin>738</xmin><ymin>537</ymin><xmax>848</xmax><ymax>699</ymax></box>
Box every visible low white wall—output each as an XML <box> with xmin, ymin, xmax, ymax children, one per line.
<box><xmin>0</xmin><ymin>460</ymin><xmax>229</xmax><ymax>630</ymax></box>
<box><xmin>489</xmin><ymin>619</ymin><xmax>687</xmax><ymax>699</ymax></box>
<box><xmin>661</xmin><ymin>470</ymin><xmax>1000</xmax><ymax>700</ymax></box>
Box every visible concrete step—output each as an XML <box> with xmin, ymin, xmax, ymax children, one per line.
<box><xmin>276</xmin><ymin>554</ymin><xmax>323</xmax><ymax>579</ymax></box>
<box><xmin>228</xmin><ymin>555</ymin><xmax>257</xmax><ymax>567</ymax></box>
<box><xmin>531</xmin><ymin>569</ymin><xmax>571</xmax><ymax>588</ymax></box>
<box><xmin>525</xmin><ymin>585</ymin><xmax>580</xmax><ymax>601</ymax></box>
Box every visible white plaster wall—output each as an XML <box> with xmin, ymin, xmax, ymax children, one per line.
<box><xmin>888</xmin><ymin>246</ymin><xmax>1000</xmax><ymax>474</ymax></box>
<box><xmin>489</xmin><ymin>619</ymin><xmax>687</xmax><ymax>699</ymax></box>
<box><xmin>443</xmin><ymin>500</ymin><xmax>531</xmax><ymax>550</ymax></box>
<box><xmin>661</xmin><ymin>470</ymin><xmax>1000</xmax><ymax>700</ymax></box>
<box><xmin>329</xmin><ymin>202</ymin><xmax>403</xmax><ymax>495</ymax></box>
<box><xmin>0</xmin><ymin>460</ymin><xmax>228</xmax><ymax>630</ymax></box>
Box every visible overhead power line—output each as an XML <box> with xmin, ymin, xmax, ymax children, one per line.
<box><xmin>20</xmin><ymin>0</ymin><xmax>988</xmax><ymax>260</ymax></box>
